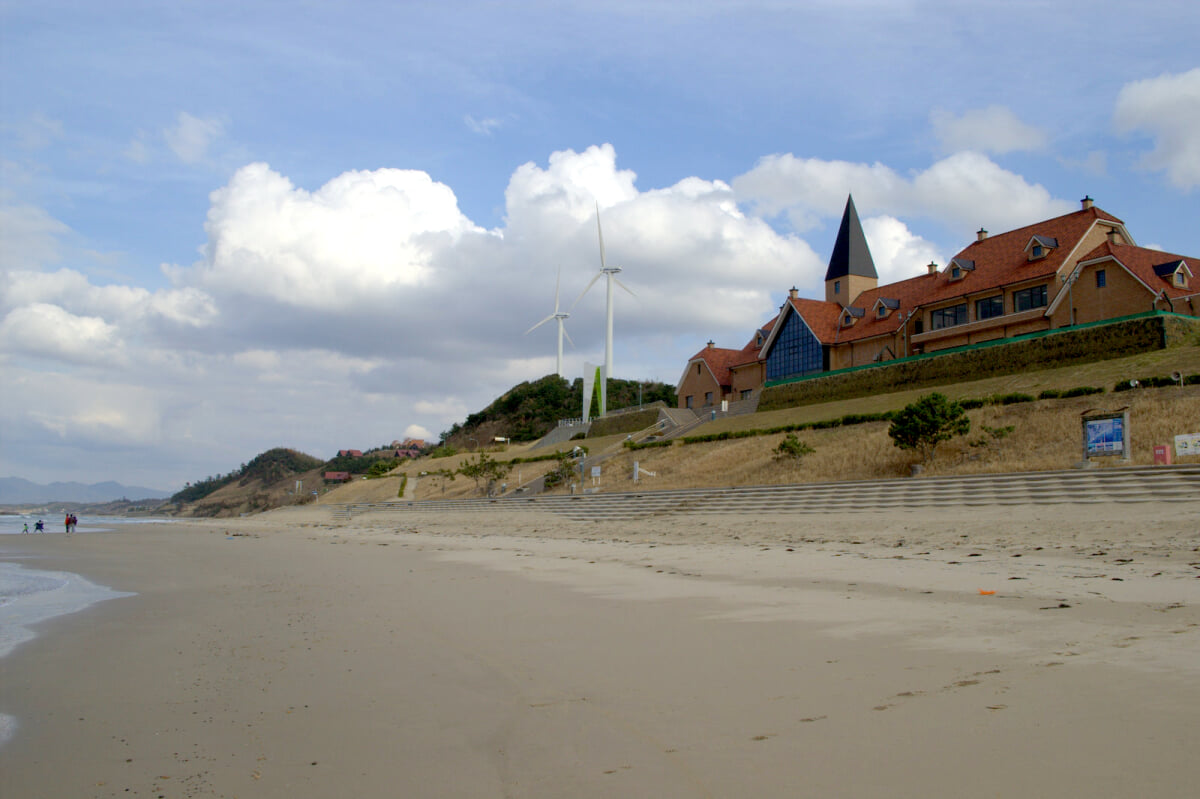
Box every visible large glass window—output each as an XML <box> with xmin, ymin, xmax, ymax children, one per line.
<box><xmin>1014</xmin><ymin>284</ymin><xmax>1048</xmax><ymax>311</ymax></box>
<box><xmin>976</xmin><ymin>295</ymin><xmax>1004</xmax><ymax>320</ymax></box>
<box><xmin>765</xmin><ymin>312</ymin><xmax>824</xmax><ymax>381</ymax></box>
<box><xmin>930</xmin><ymin>303</ymin><xmax>968</xmax><ymax>330</ymax></box>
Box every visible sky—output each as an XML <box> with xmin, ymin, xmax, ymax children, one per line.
<box><xmin>2</xmin><ymin>1</ymin><xmax>1198</xmax><ymax>492</ymax></box>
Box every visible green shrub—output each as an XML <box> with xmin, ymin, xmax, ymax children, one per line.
<box><xmin>624</xmin><ymin>440</ymin><xmax>674</xmax><ymax>450</ymax></box>
<box><xmin>774</xmin><ymin>434</ymin><xmax>814</xmax><ymax>460</ymax></box>
<box><xmin>994</xmin><ymin>392</ymin><xmax>1035</xmax><ymax>405</ymax></box>
<box><xmin>888</xmin><ymin>393</ymin><xmax>971</xmax><ymax>463</ymax></box>
<box><xmin>397</xmin><ymin>474</ymin><xmax>408</xmax><ymax>498</ymax></box>
<box><xmin>1038</xmin><ymin>389</ymin><xmax>1061</xmax><ymax>399</ymax></box>
<box><xmin>1061</xmin><ymin>386</ymin><xmax>1104</xmax><ymax>398</ymax></box>
<box><xmin>428</xmin><ymin>445</ymin><xmax>458</xmax><ymax>458</ymax></box>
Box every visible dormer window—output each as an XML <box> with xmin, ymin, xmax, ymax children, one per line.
<box><xmin>945</xmin><ymin>258</ymin><xmax>974</xmax><ymax>280</ymax></box>
<box><xmin>1025</xmin><ymin>235</ymin><xmax>1058</xmax><ymax>261</ymax></box>
<box><xmin>841</xmin><ymin>306</ymin><xmax>865</xmax><ymax>327</ymax></box>
<box><xmin>1153</xmin><ymin>260</ymin><xmax>1193</xmax><ymax>290</ymax></box>
<box><xmin>873</xmin><ymin>298</ymin><xmax>900</xmax><ymax>319</ymax></box>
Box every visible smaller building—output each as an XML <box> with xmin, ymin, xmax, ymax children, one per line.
<box><xmin>324</xmin><ymin>471</ymin><xmax>352</xmax><ymax>483</ymax></box>
<box><xmin>337</xmin><ymin>449</ymin><xmax>363</xmax><ymax>458</ymax></box>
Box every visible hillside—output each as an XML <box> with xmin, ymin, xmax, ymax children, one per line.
<box><xmin>170</xmin><ymin>346</ymin><xmax>1200</xmax><ymax>515</ymax></box>
<box><xmin>371</xmin><ymin>345</ymin><xmax>1200</xmax><ymax>503</ymax></box>
<box><xmin>440</xmin><ymin>374</ymin><xmax>675</xmax><ymax>448</ymax></box>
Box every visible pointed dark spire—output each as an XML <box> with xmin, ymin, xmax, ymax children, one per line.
<box><xmin>824</xmin><ymin>195</ymin><xmax>877</xmax><ymax>282</ymax></box>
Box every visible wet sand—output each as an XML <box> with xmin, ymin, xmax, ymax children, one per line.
<box><xmin>2</xmin><ymin>500</ymin><xmax>1198</xmax><ymax>797</ymax></box>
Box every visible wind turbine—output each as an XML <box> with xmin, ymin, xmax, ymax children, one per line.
<box><xmin>574</xmin><ymin>204</ymin><xmax>634</xmax><ymax>415</ymax></box>
<box><xmin>525</xmin><ymin>266</ymin><xmax>573</xmax><ymax>377</ymax></box>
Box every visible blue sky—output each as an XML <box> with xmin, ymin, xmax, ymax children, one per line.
<box><xmin>2</xmin><ymin>1</ymin><xmax>1198</xmax><ymax>491</ymax></box>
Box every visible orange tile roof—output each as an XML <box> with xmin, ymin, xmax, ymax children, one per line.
<box><xmin>686</xmin><ymin>345</ymin><xmax>747</xmax><ymax>388</ymax></box>
<box><xmin>1078</xmin><ymin>241</ymin><xmax>1197</xmax><ymax>299</ymax></box>
<box><xmin>913</xmin><ymin>206</ymin><xmax>1122</xmax><ymax>308</ymax></box>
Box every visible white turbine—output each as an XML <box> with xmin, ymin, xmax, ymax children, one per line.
<box><xmin>574</xmin><ymin>204</ymin><xmax>634</xmax><ymax>416</ymax></box>
<box><xmin>525</xmin><ymin>266</ymin><xmax>573</xmax><ymax>378</ymax></box>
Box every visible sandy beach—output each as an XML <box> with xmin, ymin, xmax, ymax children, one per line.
<box><xmin>2</xmin><ymin>500</ymin><xmax>1199</xmax><ymax>798</ymax></box>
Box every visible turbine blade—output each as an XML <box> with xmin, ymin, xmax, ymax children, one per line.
<box><xmin>596</xmin><ymin>203</ymin><xmax>606</xmax><ymax>269</ymax></box>
<box><xmin>553</xmin><ymin>265</ymin><xmax>562</xmax><ymax>313</ymax></box>
<box><xmin>562</xmin><ymin>324</ymin><xmax>575</xmax><ymax>348</ymax></box>
<box><xmin>613</xmin><ymin>276</ymin><xmax>636</xmax><ymax>297</ymax></box>
<box><xmin>525</xmin><ymin>314</ymin><xmax>555</xmax><ymax>335</ymax></box>
<box><xmin>572</xmin><ymin>271</ymin><xmax>603</xmax><ymax>308</ymax></box>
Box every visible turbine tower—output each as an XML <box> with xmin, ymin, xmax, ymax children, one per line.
<box><xmin>574</xmin><ymin>204</ymin><xmax>634</xmax><ymax>415</ymax></box>
<box><xmin>525</xmin><ymin>266</ymin><xmax>572</xmax><ymax>377</ymax></box>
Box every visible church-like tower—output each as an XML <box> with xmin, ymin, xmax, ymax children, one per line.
<box><xmin>824</xmin><ymin>195</ymin><xmax>878</xmax><ymax>304</ymax></box>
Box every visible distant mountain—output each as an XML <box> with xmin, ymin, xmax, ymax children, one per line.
<box><xmin>0</xmin><ymin>477</ymin><xmax>172</xmax><ymax>505</ymax></box>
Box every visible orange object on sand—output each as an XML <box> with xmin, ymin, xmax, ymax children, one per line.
<box><xmin>978</xmin><ymin>590</ymin><xmax>996</xmax><ymax>595</ymax></box>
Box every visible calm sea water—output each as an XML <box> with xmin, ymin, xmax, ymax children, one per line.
<box><xmin>0</xmin><ymin>514</ymin><xmax>148</xmax><ymax>748</ymax></box>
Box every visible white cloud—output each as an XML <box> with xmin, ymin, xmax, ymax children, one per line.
<box><xmin>931</xmin><ymin>106</ymin><xmax>1047</xmax><ymax>154</ymax></box>
<box><xmin>732</xmin><ymin>151</ymin><xmax>1072</xmax><ymax>236</ymax></box>
<box><xmin>0</xmin><ymin>302</ymin><xmax>122</xmax><ymax>365</ymax></box>
<box><xmin>404</xmin><ymin>423</ymin><xmax>433</xmax><ymax>441</ymax></box>
<box><xmin>1114</xmin><ymin>68</ymin><xmax>1200</xmax><ymax>190</ymax></box>
<box><xmin>164</xmin><ymin>112</ymin><xmax>227</xmax><ymax>164</ymax></box>
<box><xmin>860</xmin><ymin>216</ymin><xmax>943</xmax><ymax>285</ymax></box>
<box><xmin>186</xmin><ymin>162</ymin><xmax>485</xmax><ymax>311</ymax></box>
<box><xmin>0</xmin><ymin>202</ymin><xmax>71</xmax><ymax>271</ymax></box>
<box><xmin>465</xmin><ymin>115</ymin><xmax>502</xmax><ymax>135</ymax></box>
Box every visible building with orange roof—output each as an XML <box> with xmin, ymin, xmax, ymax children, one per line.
<box><xmin>677</xmin><ymin>195</ymin><xmax>1199</xmax><ymax>410</ymax></box>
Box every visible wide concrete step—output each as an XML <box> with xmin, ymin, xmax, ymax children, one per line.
<box><xmin>328</xmin><ymin>465</ymin><xmax>1200</xmax><ymax>521</ymax></box>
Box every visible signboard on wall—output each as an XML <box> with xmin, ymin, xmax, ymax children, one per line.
<box><xmin>1085</xmin><ymin>415</ymin><xmax>1125</xmax><ymax>455</ymax></box>
<box><xmin>1080</xmin><ymin>407</ymin><xmax>1130</xmax><ymax>462</ymax></box>
<box><xmin>1176</xmin><ymin>432</ymin><xmax>1200</xmax><ymax>457</ymax></box>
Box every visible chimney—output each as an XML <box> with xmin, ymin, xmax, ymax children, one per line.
<box><xmin>1106</xmin><ymin>228</ymin><xmax>1120</xmax><ymax>245</ymax></box>
<box><xmin>1081</xmin><ymin>195</ymin><xmax>1094</xmax><ymax>210</ymax></box>
<box><xmin>927</xmin><ymin>261</ymin><xmax>938</xmax><ymax>276</ymax></box>
<box><xmin>788</xmin><ymin>286</ymin><xmax>798</xmax><ymax>299</ymax></box>
<box><xmin>706</xmin><ymin>340</ymin><xmax>715</xmax><ymax>349</ymax></box>
<box><xmin>976</xmin><ymin>227</ymin><xmax>988</xmax><ymax>242</ymax></box>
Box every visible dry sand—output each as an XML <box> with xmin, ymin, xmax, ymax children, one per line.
<box><xmin>2</xmin><ymin>499</ymin><xmax>1199</xmax><ymax>798</ymax></box>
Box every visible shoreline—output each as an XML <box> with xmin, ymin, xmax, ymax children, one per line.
<box><xmin>1</xmin><ymin>503</ymin><xmax>1198</xmax><ymax>797</ymax></box>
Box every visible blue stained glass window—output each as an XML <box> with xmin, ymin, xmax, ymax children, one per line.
<box><xmin>766</xmin><ymin>311</ymin><xmax>824</xmax><ymax>381</ymax></box>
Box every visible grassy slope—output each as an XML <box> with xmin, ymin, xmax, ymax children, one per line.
<box><xmin>309</xmin><ymin>346</ymin><xmax>1200</xmax><ymax>504</ymax></box>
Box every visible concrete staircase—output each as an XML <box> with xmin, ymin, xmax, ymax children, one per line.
<box><xmin>327</xmin><ymin>464</ymin><xmax>1200</xmax><ymax>522</ymax></box>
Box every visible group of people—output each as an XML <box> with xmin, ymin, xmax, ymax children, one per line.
<box><xmin>18</xmin><ymin>516</ymin><xmax>76</xmax><ymax>533</ymax></box>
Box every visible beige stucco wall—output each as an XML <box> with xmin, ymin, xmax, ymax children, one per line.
<box><xmin>1068</xmin><ymin>261</ymin><xmax>1160</xmax><ymax>324</ymax></box>
<box><xmin>677</xmin><ymin>361</ymin><xmax>725</xmax><ymax>409</ymax></box>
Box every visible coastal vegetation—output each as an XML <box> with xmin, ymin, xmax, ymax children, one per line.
<box><xmin>886</xmin><ymin>393</ymin><xmax>971</xmax><ymax>463</ymax></box>
<box><xmin>162</xmin><ymin>346</ymin><xmax>1199</xmax><ymax>515</ymax></box>
<box><xmin>439</xmin><ymin>374</ymin><xmax>675</xmax><ymax>447</ymax></box>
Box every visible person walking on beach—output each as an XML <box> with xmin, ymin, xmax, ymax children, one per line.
<box><xmin>22</xmin><ymin>522</ymin><xmax>29</xmax><ymax>534</ymax></box>
<box><xmin>65</xmin><ymin>513</ymin><xmax>71</xmax><ymax>534</ymax></box>
<box><xmin>35</xmin><ymin>519</ymin><xmax>44</xmax><ymax>532</ymax></box>
<box><xmin>69</xmin><ymin>513</ymin><xmax>77</xmax><ymax>533</ymax></box>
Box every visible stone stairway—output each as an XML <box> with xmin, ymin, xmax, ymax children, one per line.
<box><xmin>327</xmin><ymin>464</ymin><xmax>1200</xmax><ymax>522</ymax></box>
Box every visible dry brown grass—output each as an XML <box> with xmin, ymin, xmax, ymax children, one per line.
<box><xmin>321</xmin><ymin>347</ymin><xmax>1200</xmax><ymax>502</ymax></box>
<box><xmin>591</xmin><ymin>386</ymin><xmax>1199</xmax><ymax>493</ymax></box>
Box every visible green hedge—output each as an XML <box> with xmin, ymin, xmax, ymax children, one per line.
<box><xmin>758</xmin><ymin>313</ymin><xmax>1200</xmax><ymax>413</ymax></box>
<box><xmin>586</xmin><ymin>409</ymin><xmax>661</xmax><ymax>438</ymax></box>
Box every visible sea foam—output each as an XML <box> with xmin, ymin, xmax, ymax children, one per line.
<box><xmin>0</xmin><ymin>561</ymin><xmax>134</xmax><ymax>749</ymax></box>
